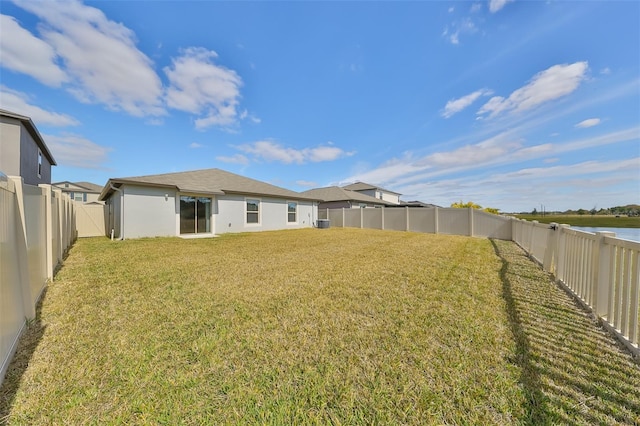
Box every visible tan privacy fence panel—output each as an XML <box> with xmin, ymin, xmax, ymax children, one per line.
<box><xmin>0</xmin><ymin>176</ymin><xmax>76</xmax><ymax>385</ymax></box>
<box><xmin>75</xmin><ymin>203</ymin><xmax>106</xmax><ymax>237</ymax></box>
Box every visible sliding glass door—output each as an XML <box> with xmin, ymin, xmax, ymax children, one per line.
<box><xmin>180</xmin><ymin>196</ymin><xmax>211</xmax><ymax>234</ymax></box>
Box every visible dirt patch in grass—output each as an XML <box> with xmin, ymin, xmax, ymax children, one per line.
<box><xmin>1</xmin><ymin>229</ymin><xmax>638</xmax><ymax>424</ymax></box>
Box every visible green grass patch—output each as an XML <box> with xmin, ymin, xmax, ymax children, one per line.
<box><xmin>515</xmin><ymin>214</ymin><xmax>640</xmax><ymax>228</ymax></box>
<box><xmin>1</xmin><ymin>229</ymin><xmax>639</xmax><ymax>424</ymax></box>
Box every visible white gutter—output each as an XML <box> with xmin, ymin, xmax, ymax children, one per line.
<box><xmin>110</xmin><ymin>183</ymin><xmax>124</xmax><ymax>240</ymax></box>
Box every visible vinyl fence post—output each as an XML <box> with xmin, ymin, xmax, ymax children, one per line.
<box><xmin>469</xmin><ymin>207</ymin><xmax>474</xmax><ymax>237</ymax></box>
<box><xmin>381</xmin><ymin>206</ymin><xmax>385</xmax><ymax>230</ymax></box>
<box><xmin>529</xmin><ymin>220</ymin><xmax>538</xmax><ymax>254</ymax></box>
<box><xmin>53</xmin><ymin>188</ymin><xmax>64</xmax><ymax>265</ymax></box>
<box><xmin>434</xmin><ymin>206</ymin><xmax>439</xmax><ymax>235</ymax></box>
<box><xmin>405</xmin><ymin>206</ymin><xmax>409</xmax><ymax>232</ymax></box>
<box><xmin>360</xmin><ymin>207</ymin><xmax>363</xmax><ymax>229</ymax></box>
<box><xmin>594</xmin><ymin>231</ymin><xmax>616</xmax><ymax>317</ymax></box>
<box><xmin>555</xmin><ymin>224</ymin><xmax>570</xmax><ymax>282</ymax></box>
<box><xmin>39</xmin><ymin>184</ymin><xmax>54</xmax><ymax>280</ymax></box>
<box><xmin>543</xmin><ymin>222</ymin><xmax>559</xmax><ymax>273</ymax></box>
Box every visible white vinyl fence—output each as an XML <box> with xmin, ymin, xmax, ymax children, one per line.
<box><xmin>0</xmin><ymin>175</ymin><xmax>76</xmax><ymax>385</ymax></box>
<box><xmin>512</xmin><ymin>219</ymin><xmax>639</xmax><ymax>356</ymax></box>
<box><xmin>321</xmin><ymin>207</ymin><xmax>639</xmax><ymax>355</ymax></box>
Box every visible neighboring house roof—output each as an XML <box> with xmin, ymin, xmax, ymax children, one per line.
<box><xmin>53</xmin><ymin>181</ymin><xmax>104</xmax><ymax>193</ymax></box>
<box><xmin>301</xmin><ymin>186</ymin><xmax>396</xmax><ymax>206</ymax></box>
<box><xmin>399</xmin><ymin>200</ymin><xmax>440</xmax><ymax>208</ymax></box>
<box><xmin>99</xmin><ymin>168</ymin><xmax>320</xmax><ymax>201</ymax></box>
<box><xmin>0</xmin><ymin>108</ymin><xmax>57</xmax><ymax>166</ymax></box>
<box><xmin>342</xmin><ymin>181</ymin><xmax>401</xmax><ymax>195</ymax></box>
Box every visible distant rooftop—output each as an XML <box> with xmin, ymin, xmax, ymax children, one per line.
<box><xmin>301</xmin><ymin>186</ymin><xmax>396</xmax><ymax>205</ymax></box>
<box><xmin>342</xmin><ymin>181</ymin><xmax>401</xmax><ymax>195</ymax></box>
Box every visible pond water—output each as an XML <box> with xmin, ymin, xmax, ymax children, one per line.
<box><xmin>572</xmin><ymin>227</ymin><xmax>640</xmax><ymax>243</ymax></box>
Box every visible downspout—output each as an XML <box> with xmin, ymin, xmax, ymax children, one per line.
<box><xmin>110</xmin><ymin>184</ymin><xmax>124</xmax><ymax>240</ymax></box>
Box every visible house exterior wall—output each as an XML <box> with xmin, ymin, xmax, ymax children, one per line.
<box><xmin>105</xmin><ymin>185</ymin><xmax>317</xmax><ymax>238</ymax></box>
<box><xmin>105</xmin><ymin>190</ymin><xmax>122</xmax><ymax>238</ymax></box>
<box><xmin>0</xmin><ymin>116</ymin><xmax>52</xmax><ymax>185</ymax></box>
<box><xmin>215</xmin><ymin>194</ymin><xmax>316</xmax><ymax>235</ymax></box>
<box><xmin>0</xmin><ymin>118</ymin><xmax>21</xmax><ymax>176</ymax></box>
<box><xmin>379</xmin><ymin>191</ymin><xmax>400</xmax><ymax>204</ymax></box>
<box><xmin>123</xmin><ymin>185</ymin><xmax>177</xmax><ymax>239</ymax></box>
<box><xmin>20</xmin><ymin>126</ymin><xmax>52</xmax><ymax>185</ymax></box>
<box><xmin>350</xmin><ymin>188</ymin><xmax>400</xmax><ymax>205</ymax></box>
<box><xmin>56</xmin><ymin>183</ymin><xmax>102</xmax><ymax>203</ymax></box>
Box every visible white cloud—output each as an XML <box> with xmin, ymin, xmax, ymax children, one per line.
<box><xmin>575</xmin><ymin>118</ymin><xmax>601</xmax><ymax>128</ymax></box>
<box><xmin>306</xmin><ymin>145</ymin><xmax>353</xmax><ymax>162</ymax></box>
<box><xmin>0</xmin><ymin>14</ymin><xmax>67</xmax><ymax>86</ymax></box>
<box><xmin>189</xmin><ymin>142</ymin><xmax>204</xmax><ymax>149</ymax></box>
<box><xmin>43</xmin><ymin>133</ymin><xmax>110</xmax><ymax>168</ymax></box>
<box><xmin>470</xmin><ymin>3</ymin><xmax>482</xmax><ymax>13</ymax></box>
<box><xmin>14</xmin><ymin>0</ymin><xmax>165</xmax><ymax>117</ymax></box>
<box><xmin>235</xmin><ymin>140</ymin><xmax>354</xmax><ymax>165</ymax></box>
<box><xmin>477</xmin><ymin>62</ymin><xmax>589</xmax><ymax>118</ymax></box>
<box><xmin>295</xmin><ymin>180</ymin><xmax>317</xmax><ymax>188</ymax></box>
<box><xmin>165</xmin><ymin>47</ymin><xmax>243</xmax><ymax>130</ymax></box>
<box><xmin>425</xmin><ymin>137</ymin><xmax>521</xmax><ymax>167</ymax></box>
<box><xmin>240</xmin><ymin>109</ymin><xmax>261</xmax><ymax>124</ymax></box>
<box><xmin>489</xmin><ymin>0</ymin><xmax>514</xmax><ymax>13</ymax></box>
<box><xmin>395</xmin><ymin>158</ymin><xmax>639</xmax><ymax>212</ymax></box>
<box><xmin>600</xmin><ymin>67</ymin><xmax>611</xmax><ymax>75</ymax></box>
<box><xmin>341</xmin><ymin>126</ymin><xmax>639</xmax><ymax>195</ymax></box>
<box><xmin>0</xmin><ymin>86</ymin><xmax>79</xmax><ymax>127</ymax></box>
<box><xmin>442</xmin><ymin>88</ymin><xmax>492</xmax><ymax>118</ymax></box>
<box><xmin>448</xmin><ymin>6</ymin><xmax>455</xmax><ymax>13</ymax></box>
<box><xmin>216</xmin><ymin>154</ymin><xmax>249</xmax><ymax>165</ymax></box>
<box><xmin>444</xmin><ymin>18</ymin><xmax>478</xmax><ymax>45</ymax></box>
<box><xmin>145</xmin><ymin>118</ymin><xmax>164</xmax><ymax>126</ymax></box>
<box><xmin>499</xmin><ymin>157</ymin><xmax>639</xmax><ymax>181</ymax></box>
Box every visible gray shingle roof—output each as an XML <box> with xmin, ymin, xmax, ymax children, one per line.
<box><xmin>53</xmin><ymin>181</ymin><xmax>104</xmax><ymax>193</ymax></box>
<box><xmin>75</xmin><ymin>181</ymin><xmax>104</xmax><ymax>192</ymax></box>
<box><xmin>300</xmin><ymin>186</ymin><xmax>396</xmax><ymax>205</ymax></box>
<box><xmin>99</xmin><ymin>168</ymin><xmax>319</xmax><ymax>201</ymax></box>
<box><xmin>342</xmin><ymin>181</ymin><xmax>401</xmax><ymax>195</ymax></box>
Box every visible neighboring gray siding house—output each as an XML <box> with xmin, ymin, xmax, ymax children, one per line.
<box><xmin>99</xmin><ymin>168</ymin><xmax>320</xmax><ymax>239</ymax></box>
<box><xmin>301</xmin><ymin>186</ymin><xmax>396</xmax><ymax>210</ymax></box>
<box><xmin>0</xmin><ymin>109</ymin><xmax>56</xmax><ymax>185</ymax></box>
<box><xmin>342</xmin><ymin>182</ymin><xmax>401</xmax><ymax>205</ymax></box>
<box><xmin>53</xmin><ymin>181</ymin><xmax>104</xmax><ymax>203</ymax></box>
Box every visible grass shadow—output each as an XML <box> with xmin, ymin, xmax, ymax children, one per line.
<box><xmin>491</xmin><ymin>238</ymin><xmax>640</xmax><ymax>425</ymax></box>
<box><xmin>490</xmin><ymin>239</ymin><xmax>550</xmax><ymax>424</ymax></box>
<box><xmin>0</xmin><ymin>287</ymin><xmax>48</xmax><ymax>424</ymax></box>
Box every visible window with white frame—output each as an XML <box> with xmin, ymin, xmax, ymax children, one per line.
<box><xmin>287</xmin><ymin>201</ymin><xmax>297</xmax><ymax>223</ymax></box>
<box><xmin>246</xmin><ymin>199</ymin><xmax>260</xmax><ymax>224</ymax></box>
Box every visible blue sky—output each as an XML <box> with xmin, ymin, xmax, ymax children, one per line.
<box><xmin>1</xmin><ymin>0</ymin><xmax>638</xmax><ymax>212</ymax></box>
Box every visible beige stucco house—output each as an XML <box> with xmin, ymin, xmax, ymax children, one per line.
<box><xmin>301</xmin><ymin>186</ymin><xmax>397</xmax><ymax>210</ymax></box>
<box><xmin>342</xmin><ymin>182</ymin><xmax>401</xmax><ymax>205</ymax></box>
<box><xmin>53</xmin><ymin>181</ymin><xmax>104</xmax><ymax>203</ymax></box>
<box><xmin>99</xmin><ymin>168</ymin><xmax>320</xmax><ymax>239</ymax></box>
